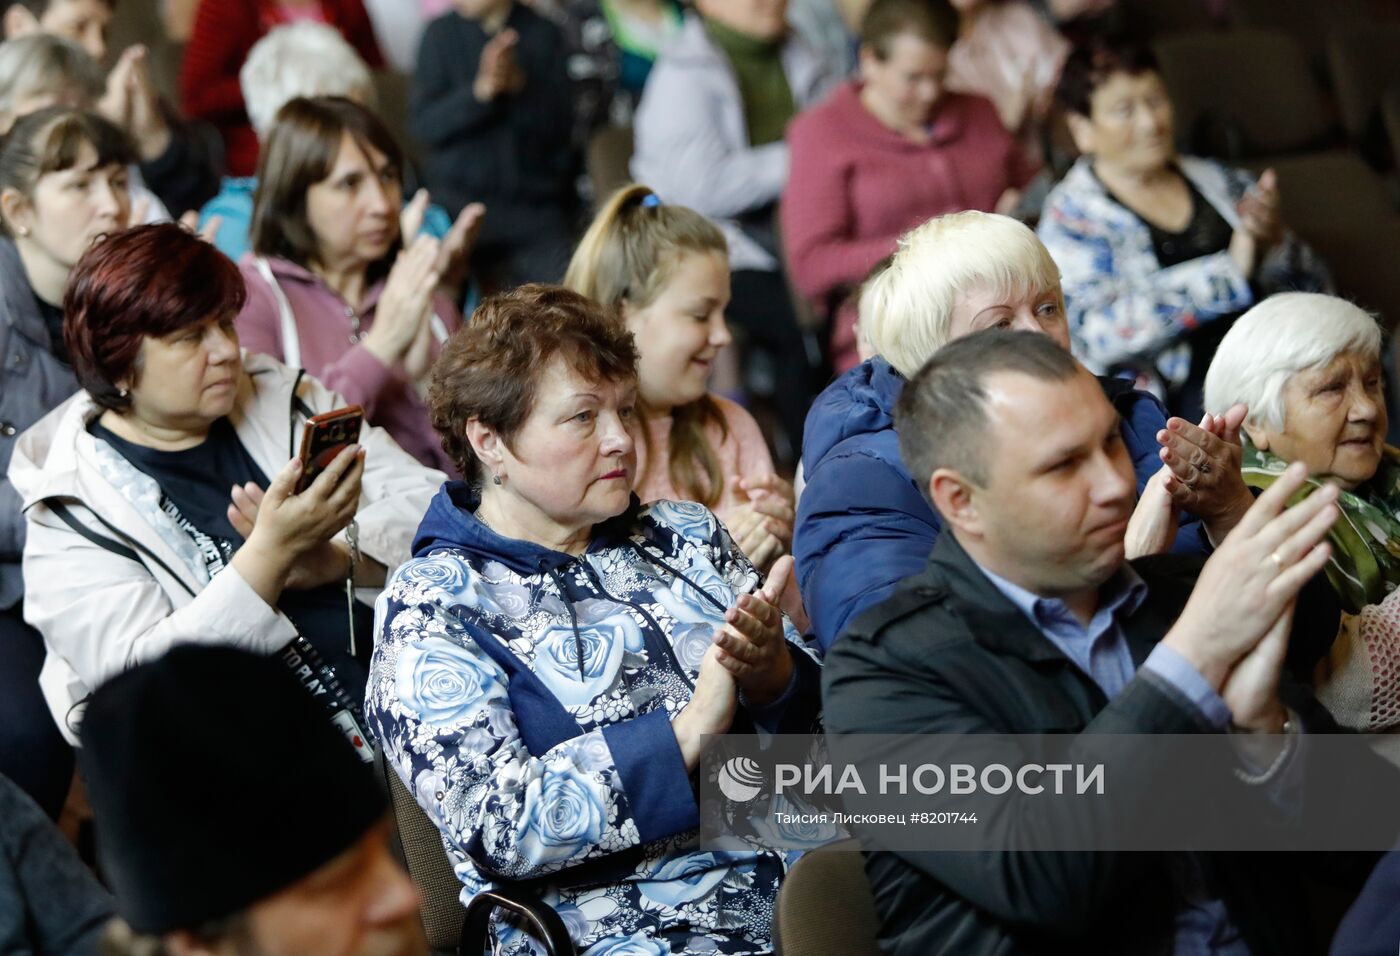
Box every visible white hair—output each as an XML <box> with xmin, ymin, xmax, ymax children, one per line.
<box><xmin>239</xmin><ymin>23</ymin><xmax>374</xmax><ymax>139</ymax></box>
<box><xmin>862</xmin><ymin>211</ymin><xmax>1063</xmax><ymax>378</ymax></box>
<box><xmin>0</xmin><ymin>33</ymin><xmax>102</xmax><ymax>120</ymax></box>
<box><xmin>1203</xmin><ymin>292</ymin><xmax>1382</xmax><ymax>432</ymax></box>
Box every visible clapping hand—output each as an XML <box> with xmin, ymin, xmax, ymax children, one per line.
<box><xmin>178</xmin><ymin>209</ymin><xmax>222</xmax><ymax>243</ymax></box>
<box><xmin>1238</xmin><ymin>169</ymin><xmax>1284</xmax><ymax>247</ymax></box>
<box><xmin>672</xmin><ymin>643</ymin><xmax>739</xmax><ymax>771</ymax></box>
<box><xmin>473</xmin><ymin>29</ymin><xmax>524</xmax><ymax>103</ymax></box>
<box><xmin>400</xmin><ymin>188</ymin><xmax>485</xmax><ymax>294</ymax></box>
<box><xmin>1221</xmin><ymin>600</ymin><xmax>1293</xmax><ymax>734</ymax></box>
<box><xmin>1125</xmin><ymin>466</ymin><xmax>1180</xmax><ymax>559</ymax></box>
<box><xmin>1162</xmin><ymin>461</ymin><xmax>1337</xmax><ymax>690</ymax></box>
<box><xmin>712</xmin><ymin>555</ymin><xmax>796</xmax><ymax>706</ymax></box>
<box><xmin>1228</xmin><ymin>169</ymin><xmax>1283</xmax><ymax>276</ymax></box>
<box><xmin>1158</xmin><ymin>403</ymin><xmax>1255</xmax><ymax>545</ymax></box>
<box><xmin>727</xmin><ymin>473</ymin><xmax>795</xmax><ymax>572</ymax></box>
<box><xmin>361</xmin><ymin>235</ymin><xmax>442</xmax><ymax>371</ymax></box>
<box><xmin>99</xmin><ymin>46</ymin><xmax>171</xmax><ymax>162</ymax></box>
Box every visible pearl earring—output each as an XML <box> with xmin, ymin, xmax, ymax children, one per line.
<box><xmin>16</xmin><ymin>226</ymin><xmax>29</xmax><ymax>237</ymax></box>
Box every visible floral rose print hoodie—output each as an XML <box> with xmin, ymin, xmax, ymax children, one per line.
<box><xmin>366</xmin><ymin>481</ymin><xmax>823</xmax><ymax>954</ymax></box>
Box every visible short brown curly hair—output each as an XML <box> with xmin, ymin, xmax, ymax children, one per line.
<box><xmin>428</xmin><ymin>284</ymin><xmax>640</xmax><ymax>482</ymax></box>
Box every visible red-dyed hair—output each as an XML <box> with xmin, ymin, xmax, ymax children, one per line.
<box><xmin>65</xmin><ymin>223</ymin><xmax>247</xmax><ymax>411</ymax></box>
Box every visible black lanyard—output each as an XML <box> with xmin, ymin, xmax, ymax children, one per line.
<box><xmin>161</xmin><ymin>491</ymin><xmax>374</xmax><ymax>763</ymax></box>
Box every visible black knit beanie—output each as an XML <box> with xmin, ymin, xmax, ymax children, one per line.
<box><xmin>78</xmin><ymin>644</ymin><xmax>386</xmax><ymax>934</ymax></box>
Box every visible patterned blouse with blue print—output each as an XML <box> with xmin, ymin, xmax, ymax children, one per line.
<box><xmin>366</xmin><ymin>482</ymin><xmax>823</xmax><ymax>955</ymax></box>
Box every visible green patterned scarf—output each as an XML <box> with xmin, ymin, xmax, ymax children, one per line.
<box><xmin>1241</xmin><ymin>438</ymin><xmax>1400</xmax><ymax>614</ymax></box>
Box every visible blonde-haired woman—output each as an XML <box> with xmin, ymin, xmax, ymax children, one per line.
<box><xmin>794</xmin><ymin>210</ymin><xmax>1255</xmax><ymax>650</ymax></box>
<box><xmin>565</xmin><ymin>184</ymin><xmax>794</xmax><ymax>571</ymax></box>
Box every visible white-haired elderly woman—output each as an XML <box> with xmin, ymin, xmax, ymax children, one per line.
<box><xmin>792</xmin><ymin>209</ymin><xmax>1258</xmax><ymax>651</ymax></box>
<box><xmin>197</xmin><ymin>21</ymin><xmax>483</xmax><ymax>275</ymax></box>
<box><xmin>1205</xmin><ymin>292</ymin><xmax>1400</xmax><ymax>738</ymax></box>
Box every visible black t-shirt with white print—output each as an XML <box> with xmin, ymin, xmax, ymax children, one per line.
<box><xmin>89</xmin><ymin>417</ymin><xmax>371</xmax><ymax>699</ymax></box>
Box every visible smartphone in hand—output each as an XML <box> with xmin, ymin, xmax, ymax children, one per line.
<box><xmin>297</xmin><ymin>406</ymin><xmax>363</xmax><ymax>493</ymax></box>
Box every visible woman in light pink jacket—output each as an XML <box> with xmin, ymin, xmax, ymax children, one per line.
<box><xmin>946</xmin><ymin>0</ymin><xmax>1068</xmax><ymax>154</ymax></box>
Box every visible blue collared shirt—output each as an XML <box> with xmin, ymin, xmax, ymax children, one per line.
<box><xmin>980</xmin><ymin>564</ymin><xmax>1233</xmax><ymax>728</ymax></box>
<box><xmin>976</xmin><ymin>562</ymin><xmax>1249</xmax><ymax>956</ymax></box>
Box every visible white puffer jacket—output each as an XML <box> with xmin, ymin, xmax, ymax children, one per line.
<box><xmin>9</xmin><ymin>351</ymin><xmax>444</xmax><ymax>741</ymax></box>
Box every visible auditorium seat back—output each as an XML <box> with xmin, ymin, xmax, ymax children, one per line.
<box><xmin>1327</xmin><ymin>22</ymin><xmax>1400</xmax><ymax>162</ymax></box>
<box><xmin>1154</xmin><ymin>30</ymin><xmax>1332</xmax><ymax>159</ymax></box>
<box><xmin>381</xmin><ymin>756</ymin><xmax>468</xmax><ymax>952</ymax></box>
<box><xmin>773</xmin><ymin>839</ymin><xmax>882</xmax><ymax>956</ymax></box>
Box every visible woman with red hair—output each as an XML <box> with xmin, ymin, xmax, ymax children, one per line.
<box><xmin>9</xmin><ymin>222</ymin><xmax>441</xmax><ymax>744</ymax></box>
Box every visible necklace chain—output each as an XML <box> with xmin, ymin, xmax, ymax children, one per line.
<box><xmin>475</xmin><ymin>504</ymin><xmax>494</xmax><ymax>533</ymax></box>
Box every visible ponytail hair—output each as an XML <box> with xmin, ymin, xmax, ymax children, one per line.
<box><xmin>565</xmin><ymin>185</ymin><xmax>734</xmax><ymax>508</ymax></box>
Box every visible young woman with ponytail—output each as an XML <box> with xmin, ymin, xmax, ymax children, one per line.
<box><xmin>564</xmin><ymin>184</ymin><xmax>795</xmax><ymax>571</ymax></box>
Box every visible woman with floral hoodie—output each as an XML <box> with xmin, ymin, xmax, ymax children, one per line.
<box><xmin>366</xmin><ymin>285</ymin><xmax>823</xmax><ymax>954</ymax></box>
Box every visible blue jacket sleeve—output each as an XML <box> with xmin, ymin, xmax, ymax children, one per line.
<box><xmin>742</xmin><ymin>648</ymin><xmax>823</xmax><ymax>735</ymax></box>
<box><xmin>795</xmin><ymin>450</ymin><xmax>942</xmax><ymax>652</ymax></box>
<box><xmin>368</xmin><ymin>587</ymin><xmax>698</xmax><ymax>882</ymax></box>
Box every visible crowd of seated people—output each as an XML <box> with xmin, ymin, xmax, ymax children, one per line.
<box><xmin>2</xmin><ymin>0</ymin><xmax>221</xmax><ymax>217</ymax></box>
<box><xmin>11</xmin><ymin>0</ymin><xmax>1400</xmax><ymax>953</ymax></box>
